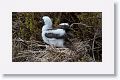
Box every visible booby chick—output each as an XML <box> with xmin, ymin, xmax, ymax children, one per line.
<box><xmin>41</xmin><ymin>16</ymin><xmax>68</xmax><ymax>48</ymax></box>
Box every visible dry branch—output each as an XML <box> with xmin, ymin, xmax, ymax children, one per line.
<box><xmin>91</xmin><ymin>29</ymin><xmax>98</xmax><ymax>61</ymax></box>
<box><xmin>70</xmin><ymin>22</ymin><xmax>93</xmax><ymax>28</ymax></box>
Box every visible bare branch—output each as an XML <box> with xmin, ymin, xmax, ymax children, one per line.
<box><xmin>70</xmin><ymin>22</ymin><xmax>93</xmax><ymax>28</ymax></box>
<box><xmin>92</xmin><ymin>29</ymin><xmax>98</xmax><ymax>61</ymax></box>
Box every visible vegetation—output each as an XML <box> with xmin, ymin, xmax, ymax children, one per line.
<box><xmin>12</xmin><ymin>12</ymin><xmax>102</xmax><ymax>62</ymax></box>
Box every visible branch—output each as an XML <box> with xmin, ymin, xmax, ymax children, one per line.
<box><xmin>91</xmin><ymin>29</ymin><xmax>98</xmax><ymax>61</ymax></box>
<box><xmin>70</xmin><ymin>22</ymin><xmax>93</xmax><ymax>28</ymax></box>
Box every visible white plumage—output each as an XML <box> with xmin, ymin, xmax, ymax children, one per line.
<box><xmin>41</xmin><ymin>16</ymin><xmax>67</xmax><ymax>47</ymax></box>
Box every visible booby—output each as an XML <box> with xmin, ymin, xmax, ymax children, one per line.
<box><xmin>41</xmin><ymin>16</ymin><xmax>69</xmax><ymax>48</ymax></box>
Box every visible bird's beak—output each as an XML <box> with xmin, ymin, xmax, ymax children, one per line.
<box><xmin>40</xmin><ymin>19</ymin><xmax>44</xmax><ymax>26</ymax></box>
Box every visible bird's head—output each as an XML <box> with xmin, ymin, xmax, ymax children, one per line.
<box><xmin>41</xmin><ymin>16</ymin><xmax>52</xmax><ymax>26</ymax></box>
<box><xmin>40</xmin><ymin>16</ymin><xmax>52</xmax><ymax>31</ymax></box>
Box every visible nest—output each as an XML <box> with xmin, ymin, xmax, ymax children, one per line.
<box><xmin>12</xmin><ymin>38</ymin><xmax>95</xmax><ymax>62</ymax></box>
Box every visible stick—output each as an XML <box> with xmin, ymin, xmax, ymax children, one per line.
<box><xmin>92</xmin><ymin>30</ymin><xmax>98</xmax><ymax>61</ymax></box>
<box><xmin>70</xmin><ymin>22</ymin><xmax>93</xmax><ymax>28</ymax></box>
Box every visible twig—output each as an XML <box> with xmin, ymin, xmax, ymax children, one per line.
<box><xmin>92</xmin><ymin>29</ymin><xmax>98</xmax><ymax>61</ymax></box>
<box><xmin>19</xmin><ymin>50</ymin><xmax>46</xmax><ymax>54</ymax></box>
<box><xmin>70</xmin><ymin>22</ymin><xmax>93</xmax><ymax>28</ymax></box>
<box><xmin>52</xmin><ymin>53</ymin><xmax>61</xmax><ymax>62</ymax></box>
<box><xmin>12</xmin><ymin>55</ymin><xmax>31</xmax><ymax>60</ymax></box>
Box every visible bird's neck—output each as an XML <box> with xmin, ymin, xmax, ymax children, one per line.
<box><xmin>42</xmin><ymin>24</ymin><xmax>52</xmax><ymax>31</ymax></box>
<box><xmin>42</xmin><ymin>19</ymin><xmax>52</xmax><ymax>31</ymax></box>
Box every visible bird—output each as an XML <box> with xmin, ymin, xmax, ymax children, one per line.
<box><xmin>41</xmin><ymin>16</ymin><xmax>70</xmax><ymax>48</ymax></box>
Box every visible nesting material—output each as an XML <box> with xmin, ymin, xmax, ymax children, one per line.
<box><xmin>12</xmin><ymin>39</ymin><xmax>94</xmax><ymax>62</ymax></box>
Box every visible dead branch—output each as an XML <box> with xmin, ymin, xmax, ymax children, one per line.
<box><xmin>92</xmin><ymin>29</ymin><xmax>98</xmax><ymax>61</ymax></box>
<box><xmin>70</xmin><ymin>22</ymin><xmax>93</xmax><ymax>28</ymax></box>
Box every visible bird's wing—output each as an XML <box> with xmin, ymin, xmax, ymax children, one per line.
<box><xmin>45</xmin><ymin>32</ymin><xmax>66</xmax><ymax>39</ymax></box>
<box><xmin>45</xmin><ymin>29</ymin><xmax>66</xmax><ymax>39</ymax></box>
